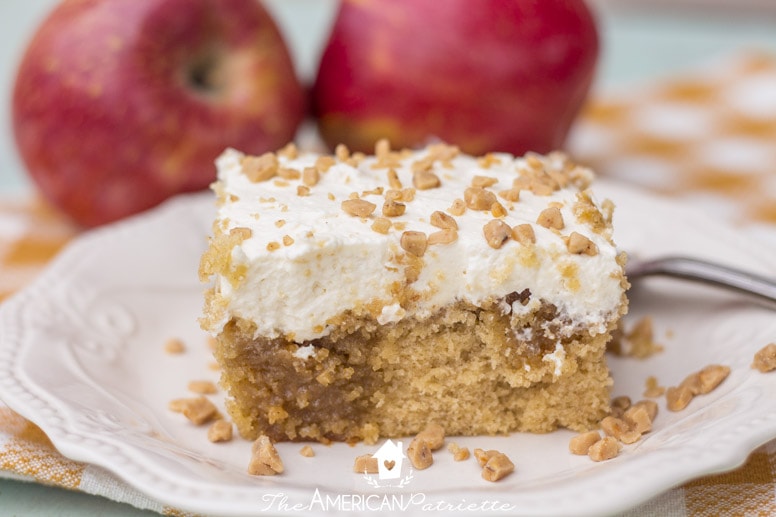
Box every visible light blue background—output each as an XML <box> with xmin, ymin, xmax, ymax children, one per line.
<box><xmin>1</xmin><ymin>1</ymin><xmax>776</xmax><ymax>515</ymax></box>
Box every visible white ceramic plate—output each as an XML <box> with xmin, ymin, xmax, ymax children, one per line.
<box><xmin>1</xmin><ymin>181</ymin><xmax>775</xmax><ymax>517</ymax></box>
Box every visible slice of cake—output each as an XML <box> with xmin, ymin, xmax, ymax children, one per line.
<box><xmin>199</xmin><ymin>141</ymin><xmax>628</xmax><ymax>444</ymax></box>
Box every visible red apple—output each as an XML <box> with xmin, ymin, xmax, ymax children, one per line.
<box><xmin>13</xmin><ymin>0</ymin><xmax>305</xmax><ymax>227</ymax></box>
<box><xmin>312</xmin><ymin>0</ymin><xmax>599</xmax><ymax>156</ymax></box>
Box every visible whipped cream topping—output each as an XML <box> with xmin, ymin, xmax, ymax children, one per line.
<box><xmin>202</xmin><ymin>144</ymin><xmax>625</xmax><ymax>342</ymax></box>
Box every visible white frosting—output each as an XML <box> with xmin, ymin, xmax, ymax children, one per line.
<box><xmin>293</xmin><ymin>344</ymin><xmax>316</xmax><ymax>360</ymax></box>
<box><xmin>204</xmin><ymin>146</ymin><xmax>624</xmax><ymax>342</ymax></box>
<box><xmin>542</xmin><ymin>342</ymin><xmax>567</xmax><ymax>378</ymax></box>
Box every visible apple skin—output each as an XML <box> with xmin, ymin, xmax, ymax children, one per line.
<box><xmin>13</xmin><ymin>0</ymin><xmax>305</xmax><ymax>227</ymax></box>
<box><xmin>312</xmin><ymin>0</ymin><xmax>599</xmax><ymax>156</ymax></box>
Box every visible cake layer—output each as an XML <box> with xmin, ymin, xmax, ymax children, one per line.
<box><xmin>215</xmin><ymin>300</ymin><xmax>615</xmax><ymax>443</ymax></box>
<box><xmin>200</xmin><ymin>142</ymin><xmax>626</xmax><ymax>343</ymax></box>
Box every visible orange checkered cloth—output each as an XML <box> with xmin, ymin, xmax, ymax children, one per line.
<box><xmin>1</xmin><ymin>52</ymin><xmax>776</xmax><ymax>516</ymax></box>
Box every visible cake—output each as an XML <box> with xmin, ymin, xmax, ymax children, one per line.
<box><xmin>199</xmin><ymin>141</ymin><xmax>628</xmax><ymax>444</ymax></box>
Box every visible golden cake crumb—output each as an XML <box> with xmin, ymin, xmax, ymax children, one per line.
<box><xmin>610</xmin><ymin>317</ymin><xmax>664</xmax><ymax>358</ymax></box>
<box><xmin>299</xmin><ymin>445</ymin><xmax>315</xmax><ymax>457</ymax></box>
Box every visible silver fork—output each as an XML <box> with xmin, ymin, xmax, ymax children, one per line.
<box><xmin>625</xmin><ymin>256</ymin><xmax>776</xmax><ymax>307</ymax></box>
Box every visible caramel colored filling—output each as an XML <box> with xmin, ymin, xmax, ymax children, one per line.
<box><xmin>214</xmin><ymin>299</ymin><xmax>618</xmax><ymax>444</ymax></box>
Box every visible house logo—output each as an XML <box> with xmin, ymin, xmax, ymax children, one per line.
<box><xmin>362</xmin><ymin>439</ymin><xmax>414</xmax><ymax>488</ymax></box>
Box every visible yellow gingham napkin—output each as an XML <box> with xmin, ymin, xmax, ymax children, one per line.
<box><xmin>1</xmin><ymin>51</ymin><xmax>776</xmax><ymax>516</ymax></box>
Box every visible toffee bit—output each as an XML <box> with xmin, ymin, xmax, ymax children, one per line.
<box><xmin>567</xmin><ymin>231</ymin><xmax>598</xmax><ymax>256</ymax></box>
<box><xmin>472</xmin><ymin>175</ymin><xmax>498</xmax><ymax>188</ymax></box>
<box><xmin>278</xmin><ymin>142</ymin><xmax>298</xmax><ymax>159</ymax></box>
<box><xmin>430</xmin><ymin>210</ymin><xmax>458</xmax><ymax>230</ymax></box>
<box><xmin>752</xmin><ymin>343</ymin><xmax>776</xmax><ymax>372</ymax></box>
<box><xmin>353</xmin><ymin>454</ymin><xmax>379</xmax><ymax>474</ymax></box>
<box><xmin>511</xmin><ymin>224</ymin><xmax>536</xmax><ymax>245</ymax></box>
<box><xmin>335</xmin><ymin>143</ymin><xmax>350</xmax><ymax>161</ymax></box>
<box><xmin>341</xmin><ymin>199</ymin><xmax>376</xmax><ymax>217</ymax></box>
<box><xmin>277</xmin><ymin>167</ymin><xmax>301</xmax><ymax>180</ymax></box>
<box><xmin>229</xmin><ymin>227</ymin><xmax>252</xmax><ymax>240</ymax></box>
<box><xmin>448</xmin><ymin>198</ymin><xmax>466</xmax><ymax>216</ymax></box>
<box><xmin>371</xmin><ymin>217</ymin><xmax>392</xmax><ymax>234</ymax></box>
<box><xmin>407</xmin><ymin>437</ymin><xmax>433</xmax><ymax>470</ymax></box>
<box><xmin>387</xmin><ymin>168</ymin><xmax>403</xmax><ymax>189</ymax></box>
<box><xmin>400</xmin><ymin>231</ymin><xmax>428</xmax><ymax>257</ymax></box>
<box><xmin>427</xmin><ymin>229</ymin><xmax>458</xmax><ymax>245</ymax></box>
<box><xmin>412</xmin><ymin>171</ymin><xmax>441</xmax><ymax>190</ymax></box>
<box><xmin>208</xmin><ymin>420</ymin><xmax>233</xmax><ymax>443</ymax></box>
<box><xmin>188</xmin><ymin>380</ymin><xmax>217</xmax><ymax>394</ymax></box>
<box><xmin>569</xmin><ymin>431</ymin><xmax>601</xmax><ymax>455</ymax></box>
<box><xmin>241</xmin><ymin>153</ymin><xmax>278</xmax><ymax>182</ymax></box>
<box><xmin>483</xmin><ymin>220</ymin><xmax>512</xmax><ymax>249</ymax></box>
<box><xmin>315</xmin><ymin>155</ymin><xmax>336</xmax><ymax>172</ymax></box>
<box><xmin>375</xmin><ymin>138</ymin><xmax>391</xmax><ymax>157</ymax></box>
<box><xmin>248</xmin><ymin>435</ymin><xmax>284</xmax><ymax>476</ymax></box>
<box><xmin>536</xmin><ymin>206</ymin><xmax>564</xmax><ymax>229</ymax></box>
<box><xmin>464</xmin><ymin>187</ymin><xmax>497</xmax><ymax>210</ymax></box>
<box><xmin>382</xmin><ymin>200</ymin><xmax>406</xmax><ymax>217</ymax></box>
<box><xmin>164</xmin><ymin>338</ymin><xmax>186</xmax><ymax>354</ymax></box>
<box><xmin>498</xmin><ymin>188</ymin><xmax>521</xmax><ymax>202</ymax></box>
<box><xmin>490</xmin><ymin>201</ymin><xmax>507</xmax><ymax>218</ymax></box>
<box><xmin>481</xmin><ymin>452</ymin><xmax>515</xmax><ymax>482</ymax></box>
<box><xmin>302</xmin><ymin>167</ymin><xmax>320</xmax><ymax>186</ymax></box>
<box><xmin>588</xmin><ymin>436</ymin><xmax>620</xmax><ymax>462</ymax></box>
